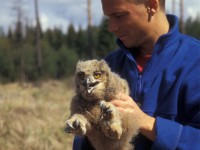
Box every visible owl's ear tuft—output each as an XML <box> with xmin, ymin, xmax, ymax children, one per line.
<box><xmin>99</xmin><ymin>59</ymin><xmax>110</xmax><ymax>72</ymax></box>
<box><xmin>77</xmin><ymin>60</ymin><xmax>83</xmax><ymax>66</ymax></box>
<box><xmin>99</xmin><ymin>59</ymin><xmax>106</xmax><ymax>65</ymax></box>
<box><xmin>76</xmin><ymin>60</ymin><xmax>84</xmax><ymax>72</ymax></box>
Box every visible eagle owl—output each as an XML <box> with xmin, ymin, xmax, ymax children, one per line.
<box><xmin>65</xmin><ymin>59</ymin><xmax>139</xmax><ymax>150</ymax></box>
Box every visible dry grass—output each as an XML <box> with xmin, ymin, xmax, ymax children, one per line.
<box><xmin>0</xmin><ymin>79</ymin><xmax>75</xmax><ymax>150</ymax></box>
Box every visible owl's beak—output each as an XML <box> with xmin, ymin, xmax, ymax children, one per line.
<box><xmin>87</xmin><ymin>87</ymin><xmax>94</xmax><ymax>93</ymax></box>
<box><xmin>85</xmin><ymin>78</ymin><xmax>93</xmax><ymax>93</ymax></box>
<box><xmin>84</xmin><ymin>78</ymin><xmax>99</xmax><ymax>93</ymax></box>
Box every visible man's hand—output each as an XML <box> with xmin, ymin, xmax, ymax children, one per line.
<box><xmin>111</xmin><ymin>93</ymin><xmax>156</xmax><ymax>141</ymax></box>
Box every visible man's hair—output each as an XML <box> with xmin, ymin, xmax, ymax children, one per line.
<box><xmin>126</xmin><ymin>0</ymin><xmax>166</xmax><ymax>11</ymax></box>
<box><xmin>158</xmin><ymin>0</ymin><xmax>165</xmax><ymax>10</ymax></box>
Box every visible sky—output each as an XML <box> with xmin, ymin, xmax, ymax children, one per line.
<box><xmin>0</xmin><ymin>0</ymin><xmax>199</xmax><ymax>33</ymax></box>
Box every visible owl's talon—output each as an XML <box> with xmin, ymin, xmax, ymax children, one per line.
<box><xmin>68</xmin><ymin>122</ymin><xmax>75</xmax><ymax>129</ymax></box>
<box><xmin>106</xmin><ymin>108</ymin><xmax>112</xmax><ymax>113</ymax></box>
<box><xmin>100</xmin><ymin>101</ymin><xmax>112</xmax><ymax>113</ymax></box>
<box><xmin>65</xmin><ymin>121</ymin><xmax>75</xmax><ymax>133</ymax></box>
<box><xmin>100</xmin><ymin>101</ymin><xmax>106</xmax><ymax>109</ymax></box>
<box><xmin>65</xmin><ymin>125</ymin><xmax>73</xmax><ymax>133</ymax></box>
<box><xmin>100</xmin><ymin>101</ymin><xmax>115</xmax><ymax>120</ymax></box>
<box><xmin>65</xmin><ymin>117</ymin><xmax>87</xmax><ymax>135</ymax></box>
<box><xmin>74</xmin><ymin>119</ymin><xmax>80</xmax><ymax>128</ymax></box>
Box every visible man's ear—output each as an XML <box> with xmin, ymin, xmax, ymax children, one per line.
<box><xmin>146</xmin><ymin>0</ymin><xmax>158</xmax><ymax>21</ymax></box>
<box><xmin>147</xmin><ymin>0</ymin><xmax>158</xmax><ymax>16</ymax></box>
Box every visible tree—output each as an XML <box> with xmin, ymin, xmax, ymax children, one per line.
<box><xmin>0</xmin><ymin>27</ymin><xmax>5</xmax><ymax>37</ymax></box>
<box><xmin>11</xmin><ymin>0</ymin><xmax>27</xmax><ymax>82</ymax></box>
<box><xmin>34</xmin><ymin>0</ymin><xmax>43</xmax><ymax>75</ymax></box>
<box><xmin>185</xmin><ymin>15</ymin><xmax>200</xmax><ymax>39</ymax></box>
<box><xmin>57</xmin><ymin>45</ymin><xmax>78</xmax><ymax>78</ymax></box>
<box><xmin>41</xmin><ymin>38</ymin><xmax>58</xmax><ymax>78</ymax></box>
<box><xmin>75</xmin><ymin>26</ymin><xmax>87</xmax><ymax>58</ymax></box>
<box><xmin>0</xmin><ymin>37</ymin><xmax>15</xmax><ymax>82</ymax></box>
<box><xmin>96</xmin><ymin>17</ymin><xmax>117</xmax><ymax>58</ymax></box>
<box><xmin>65</xmin><ymin>23</ymin><xmax>77</xmax><ymax>49</ymax></box>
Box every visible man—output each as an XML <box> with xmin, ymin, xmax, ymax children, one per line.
<box><xmin>73</xmin><ymin>0</ymin><xmax>200</xmax><ymax>149</ymax></box>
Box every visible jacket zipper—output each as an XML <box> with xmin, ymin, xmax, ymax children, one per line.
<box><xmin>136</xmin><ymin>74</ymin><xmax>143</xmax><ymax>101</ymax></box>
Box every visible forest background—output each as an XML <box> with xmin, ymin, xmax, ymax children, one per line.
<box><xmin>0</xmin><ymin>1</ymin><xmax>200</xmax><ymax>83</ymax></box>
<box><xmin>0</xmin><ymin>0</ymin><xmax>200</xmax><ymax>150</ymax></box>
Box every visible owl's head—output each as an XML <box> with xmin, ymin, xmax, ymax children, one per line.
<box><xmin>75</xmin><ymin>59</ymin><xmax>111</xmax><ymax>100</ymax></box>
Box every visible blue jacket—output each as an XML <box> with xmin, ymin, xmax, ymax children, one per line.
<box><xmin>73</xmin><ymin>15</ymin><xmax>200</xmax><ymax>150</ymax></box>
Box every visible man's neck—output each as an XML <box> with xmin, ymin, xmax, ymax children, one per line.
<box><xmin>140</xmin><ymin>13</ymin><xmax>169</xmax><ymax>55</ymax></box>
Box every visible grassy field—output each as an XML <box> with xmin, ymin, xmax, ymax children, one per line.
<box><xmin>0</xmin><ymin>79</ymin><xmax>75</xmax><ymax>150</ymax></box>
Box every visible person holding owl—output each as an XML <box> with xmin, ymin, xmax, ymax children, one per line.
<box><xmin>73</xmin><ymin>0</ymin><xmax>200</xmax><ymax>149</ymax></box>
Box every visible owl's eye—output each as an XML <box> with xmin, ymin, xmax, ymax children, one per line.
<box><xmin>93</xmin><ymin>72</ymin><xmax>101</xmax><ymax>79</ymax></box>
<box><xmin>78</xmin><ymin>72</ymin><xmax>85</xmax><ymax>79</ymax></box>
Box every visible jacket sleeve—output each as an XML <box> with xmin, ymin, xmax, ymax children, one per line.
<box><xmin>152</xmin><ymin>74</ymin><xmax>200</xmax><ymax>150</ymax></box>
<box><xmin>73</xmin><ymin>136</ymin><xmax>94</xmax><ymax>150</ymax></box>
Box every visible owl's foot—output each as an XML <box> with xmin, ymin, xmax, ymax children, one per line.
<box><xmin>100</xmin><ymin>100</ymin><xmax>116</xmax><ymax>120</ymax></box>
<box><xmin>65</xmin><ymin>114</ymin><xmax>87</xmax><ymax>135</ymax></box>
<box><xmin>99</xmin><ymin>101</ymin><xmax>122</xmax><ymax>139</ymax></box>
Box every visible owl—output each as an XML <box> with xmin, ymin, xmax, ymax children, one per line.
<box><xmin>65</xmin><ymin>59</ymin><xmax>139</xmax><ymax>150</ymax></box>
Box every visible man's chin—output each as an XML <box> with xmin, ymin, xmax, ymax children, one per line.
<box><xmin>122</xmin><ymin>41</ymin><xmax>134</xmax><ymax>49</ymax></box>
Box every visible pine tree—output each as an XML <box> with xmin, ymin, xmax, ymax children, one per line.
<box><xmin>185</xmin><ymin>15</ymin><xmax>200</xmax><ymax>39</ymax></box>
<box><xmin>96</xmin><ymin>17</ymin><xmax>117</xmax><ymax>58</ymax></box>
<box><xmin>65</xmin><ymin>23</ymin><xmax>77</xmax><ymax>49</ymax></box>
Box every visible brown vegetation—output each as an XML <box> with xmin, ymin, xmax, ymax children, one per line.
<box><xmin>0</xmin><ymin>79</ymin><xmax>74</xmax><ymax>150</ymax></box>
